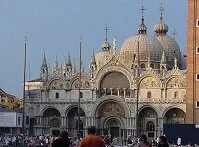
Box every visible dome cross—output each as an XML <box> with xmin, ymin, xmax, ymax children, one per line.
<box><xmin>159</xmin><ymin>2</ymin><xmax>164</xmax><ymax>20</ymax></box>
<box><xmin>140</xmin><ymin>5</ymin><xmax>146</xmax><ymax>22</ymax></box>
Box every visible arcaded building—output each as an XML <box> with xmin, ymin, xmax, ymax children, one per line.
<box><xmin>25</xmin><ymin>13</ymin><xmax>186</xmax><ymax>140</ymax></box>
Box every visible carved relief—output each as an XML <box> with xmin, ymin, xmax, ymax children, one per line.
<box><xmin>140</xmin><ymin>77</ymin><xmax>160</xmax><ymax>88</ymax></box>
<box><xmin>73</xmin><ymin>79</ymin><xmax>90</xmax><ymax>88</ymax></box>
<box><xmin>49</xmin><ymin>79</ymin><xmax>64</xmax><ymax>90</ymax></box>
<box><xmin>167</xmin><ymin>77</ymin><xmax>186</xmax><ymax>88</ymax></box>
<box><xmin>98</xmin><ymin>101</ymin><xmax>125</xmax><ymax>117</ymax></box>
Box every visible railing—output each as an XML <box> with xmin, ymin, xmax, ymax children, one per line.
<box><xmin>125</xmin><ymin>98</ymin><xmax>186</xmax><ymax>103</ymax></box>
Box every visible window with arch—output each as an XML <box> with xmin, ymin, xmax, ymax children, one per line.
<box><xmin>150</xmin><ymin>63</ymin><xmax>154</xmax><ymax>68</ymax></box>
<box><xmin>147</xmin><ymin>91</ymin><xmax>152</xmax><ymax>98</ymax></box>
<box><xmin>174</xmin><ymin>91</ymin><xmax>178</xmax><ymax>98</ymax></box>
<box><xmin>55</xmin><ymin>92</ymin><xmax>59</xmax><ymax>99</ymax></box>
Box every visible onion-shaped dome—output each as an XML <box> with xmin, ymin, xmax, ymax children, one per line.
<box><xmin>153</xmin><ymin>19</ymin><xmax>169</xmax><ymax>34</ymax></box>
<box><xmin>120</xmin><ymin>19</ymin><xmax>164</xmax><ymax>68</ymax></box>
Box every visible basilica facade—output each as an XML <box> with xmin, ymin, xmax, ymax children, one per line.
<box><xmin>25</xmin><ymin>14</ymin><xmax>186</xmax><ymax>140</ymax></box>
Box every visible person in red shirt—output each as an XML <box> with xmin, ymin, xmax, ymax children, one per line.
<box><xmin>79</xmin><ymin>126</ymin><xmax>106</xmax><ymax>147</ymax></box>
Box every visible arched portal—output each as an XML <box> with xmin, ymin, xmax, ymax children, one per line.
<box><xmin>138</xmin><ymin>107</ymin><xmax>157</xmax><ymax>140</ymax></box>
<box><xmin>66</xmin><ymin>106</ymin><xmax>86</xmax><ymax>137</ymax></box>
<box><xmin>99</xmin><ymin>72</ymin><xmax>132</xmax><ymax>97</ymax></box>
<box><xmin>42</xmin><ymin>108</ymin><xmax>61</xmax><ymax>136</ymax></box>
<box><xmin>164</xmin><ymin>108</ymin><xmax>185</xmax><ymax>124</ymax></box>
<box><xmin>96</xmin><ymin>100</ymin><xmax>125</xmax><ymax>137</ymax></box>
<box><xmin>104</xmin><ymin>118</ymin><xmax>121</xmax><ymax>138</ymax></box>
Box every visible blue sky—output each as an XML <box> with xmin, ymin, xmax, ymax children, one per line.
<box><xmin>0</xmin><ymin>0</ymin><xmax>187</xmax><ymax>97</ymax></box>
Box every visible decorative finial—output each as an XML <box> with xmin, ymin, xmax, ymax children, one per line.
<box><xmin>172</xmin><ymin>26</ymin><xmax>177</xmax><ymax>40</ymax></box>
<box><xmin>140</xmin><ymin>5</ymin><xmax>146</xmax><ymax>23</ymax></box>
<box><xmin>113</xmin><ymin>36</ymin><xmax>117</xmax><ymax>52</ymax></box>
<box><xmin>159</xmin><ymin>2</ymin><xmax>164</xmax><ymax>20</ymax></box>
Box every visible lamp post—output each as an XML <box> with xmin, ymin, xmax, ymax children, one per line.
<box><xmin>77</xmin><ymin>36</ymin><xmax>82</xmax><ymax>138</ymax></box>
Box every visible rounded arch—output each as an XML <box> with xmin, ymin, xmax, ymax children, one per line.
<box><xmin>138</xmin><ymin>106</ymin><xmax>158</xmax><ymax>117</ymax></box>
<box><xmin>138</xmin><ymin>105</ymin><xmax>158</xmax><ymax>116</ymax></box>
<box><xmin>71</xmin><ymin>75</ymin><xmax>90</xmax><ymax>89</ymax></box>
<box><xmin>41</xmin><ymin>106</ymin><xmax>61</xmax><ymax>116</ymax></box>
<box><xmin>139</xmin><ymin>75</ymin><xmax>161</xmax><ymax>88</ymax></box>
<box><xmin>93</xmin><ymin>96</ymin><xmax>130</xmax><ymax>117</ymax></box>
<box><xmin>65</xmin><ymin>105</ymin><xmax>86</xmax><ymax>116</ymax></box>
<box><xmin>162</xmin><ymin>106</ymin><xmax>185</xmax><ymax>118</ymax></box>
<box><xmin>103</xmin><ymin>116</ymin><xmax>124</xmax><ymax>129</ymax></box>
<box><xmin>94</xmin><ymin>65</ymin><xmax>133</xmax><ymax>89</ymax></box>
<box><xmin>165</xmin><ymin>76</ymin><xmax>186</xmax><ymax>88</ymax></box>
<box><xmin>163</xmin><ymin>107</ymin><xmax>185</xmax><ymax>124</ymax></box>
<box><xmin>46</xmin><ymin>78</ymin><xmax>66</xmax><ymax>90</ymax></box>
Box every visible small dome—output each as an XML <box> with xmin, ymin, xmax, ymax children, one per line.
<box><xmin>138</xmin><ymin>21</ymin><xmax>147</xmax><ymax>34</ymax></box>
<box><xmin>153</xmin><ymin>20</ymin><xmax>169</xmax><ymax>34</ymax></box>
<box><xmin>101</xmin><ymin>41</ymin><xmax>111</xmax><ymax>51</ymax></box>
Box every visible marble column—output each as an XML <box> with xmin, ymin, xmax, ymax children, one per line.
<box><xmin>124</xmin><ymin>88</ymin><xmax>126</xmax><ymax>98</ymax></box>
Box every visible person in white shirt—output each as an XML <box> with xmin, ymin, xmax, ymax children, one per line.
<box><xmin>177</xmin><ymin>137</ymin><xmax>181</xmax><ymax>146</ymax></box>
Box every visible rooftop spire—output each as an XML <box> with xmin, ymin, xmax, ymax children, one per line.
<box><xmin>138</xmin><ymin>5</ymin><xmax>147</xmax><ymax>34</ymax></box>
<box><xmin>42</xmin><ymin>52</ymin><xmax>47</xmax><ymax>67</ymax></box>
<box><xmin>66</xmin><ymin>52</ymin><xmax>72</xmax><ymax>66</ymax></box>
<box><xmin>105</xmin><ymin>24</ymin><xmax>109</xmax><ymax>42</ymax></box>
<box><xmin>91</xmin><ymin>50</ymin><xmax>96</xmax><ymax>65</ymax></box>
<box><xmin>159</xmin><ymin>2</ymin><xmax>164</xmax><ymax>20</ymax></box>
<box><xmin>102</xmin><ymin>25</ymin><xmax>111</xmax><ymax>51</ymax></box>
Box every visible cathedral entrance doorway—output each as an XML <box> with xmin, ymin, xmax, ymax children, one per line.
<box><xmin>138</xmin><ymin>107</ymin><xmax>157</xmax><ymax>141</ymax></box>
<box><xmin>96</xmin><ymin>100</ymin><xmax>125</xmax><ymax>139</ymax></box>
<box><xmin>42</xmin><ymin>108</ymin><xmax>61</xmax><ymax>135</ymax></box>
<box><xmin>105</xmin><ymin>118</ymin><xmax>121</xmax><ymax>137</ymax></box>
<box><xmin>66</xmin><ymin>106</ymin><xmax>85</xmax><ymax>137</ymax></box>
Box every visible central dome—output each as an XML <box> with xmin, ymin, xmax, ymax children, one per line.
<box><xmin>120</xmin><ymin>33</ymin><xmax>164</xmax><ymax>68</ymax></box>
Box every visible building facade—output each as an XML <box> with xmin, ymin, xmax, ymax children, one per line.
<box><xmin>25</xmin><ymin>13</ymin><xmax>186</xmax><ymax>140</ymax></box>
<box><xmin>186</xmin><ymin>0</ymin><xmax>199</xmax><ymax>124</ymax></box>
<box><xmin>0</xmin><ymin>88</ymin><xmax>23</xmax><ymax>111</ymax></box>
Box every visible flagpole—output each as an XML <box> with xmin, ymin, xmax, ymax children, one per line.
<box><xmin>22</xmin><ymin>37</ymin><xmax>27</xmax><ymax>134</ymax></box>
<box><xmin>78</xmin><ymin>36</ymin><xmax>82</xmax><ymax>138</ymax></box>
<box><xmin>136</xmin><ymin>41</ymin><xmax>140</xmax><ymax>137</ymax></box>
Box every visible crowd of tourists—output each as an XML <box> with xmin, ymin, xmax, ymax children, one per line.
<box><xmin>0</xmin><ymin>126</ymin><xmax>197</xmax><ymax>147</ymax></box>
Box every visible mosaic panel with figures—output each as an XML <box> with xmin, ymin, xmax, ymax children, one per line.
<box><xmin>167</xmin><ymin>77</ymin><xmax>186</xmax><ymax>88</ymax></box>
<box><xmin>97</xmin><ymin>101</ymin><xmax>125</xmax><ymax>117</ymax></box>
<box><xmin>49</xmin><ymin>79</ymin><xmax>65</xmax><ymax>90</ymax></box>
<box><xmin>140</xmin><ymin>77</ymin><xmax>160</xmax><ymax>88</ymax></box>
